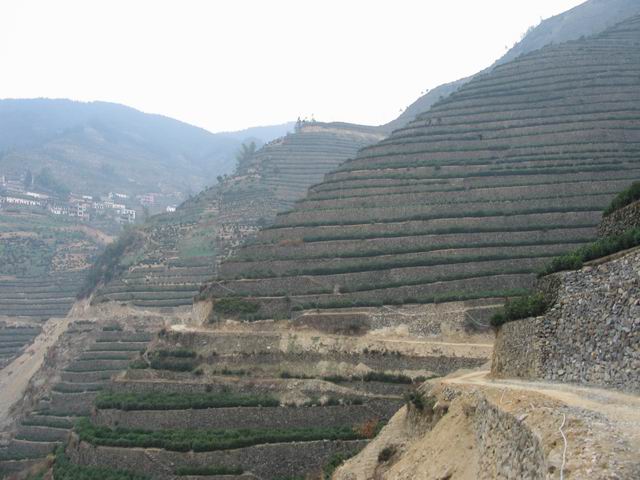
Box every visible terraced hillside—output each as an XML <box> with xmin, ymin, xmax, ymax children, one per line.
<box><xmin>199</xmin><ymin>16</ymin><xmax>640</xmax><ymax>320</ymax></box>
<box><xmin>0</xmin><ymin>210</ymin><xmax>106</xmax><ymax>320</ymax></box>
<box><xmin>50</xmin><ymin>309</ymin><xmax>490</xmax><ymax>480</ymax></box>
<box><xmin>385</xmin><ymin>0</ymin><xmax>640</xmax><ymax>131</ymax></box>
<box><xmin>0</xmin><ymin>324</ymin><xmax>41</xmax><ymax>369</ymax></box>
<box><xmin>0</xmin><ymin>319</ymin><xmax>156</xmax><ymax>477</ymax></box>
<box><xmin>91</xmin><ymin>122</ymin><xmax>384</xmax><ymax>310</ymax></box>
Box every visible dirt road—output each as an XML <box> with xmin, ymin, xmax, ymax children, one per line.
<box><xmin>444</xmin><ymin>370</ymin><xmax>640</xmax><ymax>447</ymax></box>
<box><xmin>0</xmin><ymin>316</ymin><xmax>72</xmax><ymax>431</ymax></box>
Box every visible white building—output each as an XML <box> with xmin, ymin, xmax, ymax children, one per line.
<box><xmin>1</xmin><ymin>196</ymin><xmax>41</xmax><ymax>207</ymax></box>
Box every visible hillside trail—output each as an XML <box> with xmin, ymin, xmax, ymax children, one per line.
<box><xmin>0</xmin><ymin>315</ymin><xmax>72</xmax><ymax>431</ymax></box>
<box><xmin>171</xmin><ymin>324</ymin><xmax>493</xmax><ymax>348</ymax></box>
<box><xmin>444</xmin><ymin>370</ymin><xmax>640</xmax><ymax>448</ymax></box>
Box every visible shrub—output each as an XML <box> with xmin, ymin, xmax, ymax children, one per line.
<box><xmin>148</xmin><ymin>350</ymin><xmax>198</xmax><ymax>372</ymax></box>
<box><xmin>128</xmin><ymin>358</ymin><xmax>149</xmax><ymax>369</ymax></box>
<box><xmin>323</xmin><ymin>451</ymin><xmax>358</xmax><ymax>479</ymax></box>
<box><xmin>174</xmin><ymin>465</ymin><xmax>243</xmax><ymax>476</ymax></box>
<box><xmin>404</xmin><ymin>391</ymin><xmax>435</xmax><ymax>413</ymax></box>
<box><xmin>156</xmin><ymin>348</ymin><xmax>196</xmax><ymax>358</ymax></box>
<box><xmin>52</xmin><ymin>446</ymin><xmax>149</xmax><ymax>479</ymax></box>
<box><xmin>212</xmin><ymin>297</ymin><xmax>260</xmax><ymax>315</ymax></box>
<box><xmin>102</xmin><ymin>325</ymin><xmax>123</xmax><ymax>332</ymax></box>
<box><xmin>603</xmin><ymin>181</ymin><xmax>640</xmax><ymax>216</ymax></box>
<box><xmin>353</xmin><ymin>418</ymin><xmax>381</xmax><ymax>439</ymax></box>
<box><xmin>539</xmin><ymin>228</ymin><xmax>640</xmax><ymax>276</ymax></box>
<box><xmin>489</xmin><ymin>292</ymin><xmax>551</xmax><ymax>327</ymax></box>
<box><xmin>378</xmin><ymin>445</ymin><xmax>397</xmax><ymax>463</ymax></box>
<box><xmin>94</xmin><ymin>391</ymin><xmax>280</xmax><ymax>411</ymax></box>
<box><xmin>361</xmin><ymin>372</ymin><xmax>413</xmax><ymax>384</ymax></box>
<box><xmin>78</xmin><ymin>229</ymin><xmax>143</xmax><ymax>299</ymax></box>
<box><xmin>75</xmin><ymin>418</ymin><xmax>373</xmax><ymax>452</ymax></box>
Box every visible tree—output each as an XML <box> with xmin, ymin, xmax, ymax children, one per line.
<box><xmin>35</xmin><ymin>167</ymin><xmax>69</xmax><ymax>197</ymax></box>
<box><xmin>235</xmin><ymin>141</ymin><xmax>257</xmax><ymax>171</ymax></box>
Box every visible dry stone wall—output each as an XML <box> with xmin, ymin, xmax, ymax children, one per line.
<box><xmin>598</xmin><ymin>200</ymin><xmax>640</xmax><ymax>237</ymax></box>
<box><xmin>67</xmin><ymin>435</ymin><xmax>368</xmax><ymax>480</ymax></box>
<box><xmin>474</xmin><ymin>396</ymin><xmax>547</xmax><ymax>479</ymax></box>
<box><xmin>93</xmin><ymin>400</ymin><xmax>401</xmax><ymax>431</ymax></box>
<box><xmin>492</xmin><ymin>249</ymin><xmax>640</xmax><ymax>393</ymax></box>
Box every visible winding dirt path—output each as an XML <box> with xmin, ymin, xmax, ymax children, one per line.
<box><xmin>444</xmin><ymin>370</ymin><xmax>640</xmax><ymax>447</ymax></box>
<box><xmin>0</xmin><ymin>316</ymin><xmax>72</xmax><ymax>431</ymax></box>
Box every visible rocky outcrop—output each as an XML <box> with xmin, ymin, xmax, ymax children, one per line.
<box><xmin>492</xmin><ymin>248</ymin><xmax>640</xmax><ymax>392</ymax></box>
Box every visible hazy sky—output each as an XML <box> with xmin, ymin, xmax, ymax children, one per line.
<box><xmin>0</xmin><ymin>0</ymin><xmax>586</xmax><ymax>132</ymax></box>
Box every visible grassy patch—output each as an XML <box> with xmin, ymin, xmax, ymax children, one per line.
<box><xmin>75</xmin><ymin>418</ymin><xmax>371</xmax><ymax>452</ymax></box>
<box><xmin>539</xmin><ymin>227</ymin><xmax>640</xmax><ymax>276</ymax></box>
<box><xmin>323</xmin><ymin>451</ymin><xmax>359</xmax><ymax>479</ymax></box>
<box><xmin>603</xmin><ymin>181</ymin><xmax>640</xmax><ymax>216</ymax></box>
<box><xmin>212</xmin><ymin>297</ymin><xmax>260</xmax><ymax>315</ymax></box>
<box><xmin>148</xmin><ymin>349</ymin><xmax>198</xmax><ymax>372</ymax></box>
<box><xmin>175</xmin><ymin>465</ymin><xmax>243</xmax><ymax>476</ymax></box>
<box><xmin>490</xmin><ymin>292</ymin><xmax>552</xmax><ymax>327</ymax></box>
<box><xmin>94</xmin><ymin>391</ymin><xmax>279</xmax><ymax>410</ymax></box>
<box><xmin>52</xmin><ymin>446</ymin><xmax>149</xmax><ymax>480</ymax></box>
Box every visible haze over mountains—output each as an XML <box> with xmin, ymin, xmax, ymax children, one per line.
<box><xmin>0</xmin><ymin>99</ymin><xmax>293</xmax><ymax>198</ymax></box>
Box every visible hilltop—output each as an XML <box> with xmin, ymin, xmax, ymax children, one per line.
<box><xmin>386</xmin><ymin>0</ymin><xmax>640</xmax><ymax>131</ymax></box>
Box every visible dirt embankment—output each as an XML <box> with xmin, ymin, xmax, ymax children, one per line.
<box><xmin>335</xmin><ymin>370</ymin><xmax>640</xmax><ymax>479</ymax></box>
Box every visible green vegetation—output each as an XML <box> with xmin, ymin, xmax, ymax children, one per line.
<box><xmin>603</xmin><ymin>181</ymin><xmax>640</xmax><ymax>216</ymax></box>
<box><xmin>323</xmin><ymin>372</ymin><xmax>414</xmax><ymax>384</ymax></box>
<box><xmin>155</xmin><ymin>348</ymin><xmax>196</xmax><ymax>358</ymax></box>
<box><xmin>102</xmin><ymin>325</ymin><xmax>123</xmax><ymax>332</ymax></box>
<box><xmin>539</xmin><ymin>227</ymin><xmax>640</xmax><ymax>276</ymax></box>
<box><xmin>490</xmin><ymin>292</ymin><xmax>552</xmax><ymax>327</ymax></box>
<box><xmin>323</xmin><ymin>451</ymin><xmax>358</xmax><ymax>479</ymax></box>
<box><xmin>175</xmin><ymin>465</ymin><xmax>243</xmax><ymax>476</ymax></box>
<box><xmin>52</xmin><ymin>446</ymin><xmax>149</xmax><ymax>480</ymax></box>
<box><xmin>212</xmin><ymin>297</ymin><xmax>260</xmax><ymax>315</ymax></box>
<box><xmin>75</xmin><ymin>418</ymin><xmax>370</xmax><ymax>452</ymax></box>
<box><xmin>0</xmin><ymin>215</ymin><xmax>93</xmax><ymax>277</ymax></box>
<box><xmin>35</xmin><ymin>167</ymin><xmax>70</xmax><ymax>196</ymax></box>
<box><xmin>291</xmin><ymin>288</ymin><xmax>530</xmax><ymax>311</ymax></box>
<box><xmin>378</xmin><ymin>446</ymin><xmax>397</xmax><ymax>463</ymax></box>
<box><xmin>299</xmin><ymin>223</ymin><xmax>597</xmax><ymax>243</ymax></box>
<box><xmin>21</xmin><ymin>417</ymin><xmax>76</xmax><ymax>429</ymax></box>
<box><xmin>403</xmin><ymin>391</ymin><xmax>435</xmax><ymax>412</ymax></box>
<box><xmin>148</xmin><ymin>349</ymin><xmax>199</xmax><ymax>372</ymax></box>
<box><xmin>94</xmin><ymin>391</ymin><xmax>279</xmax><ymax>410</ymax></box>
<box><xmin>79</xmin><ymin>229</ymin><xmax>143</xmax><ymax>298</ymax></box>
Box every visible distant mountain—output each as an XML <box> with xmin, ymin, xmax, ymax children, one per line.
<box><xmin>385</xmin><ymin>0</ymin><xmax>640</xmax><ymax>131</ymax></box>
<box><xmin>219</xmin><ymin>122</ymin><xmax>296</xmax><ymax>145</ymax></box>
<box><xmin>0</xmin><ymin>99</ymin><xmax>290</xmax><ymax>198</ymax></box>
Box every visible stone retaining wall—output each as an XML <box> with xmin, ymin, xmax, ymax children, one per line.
<box><xmin>598</xmin><ymin>200</ymin><xmax>640</xmax><ymax>237</ymax></box>
<box><xmin>67</xmin><ymin>435</ymin><xmax>368</xmax><ymax>480</ymax></box>
<box><xmin>492</xmin><ymin>249</ymin><xmax>640</xmax><ymax>393</ymax></box>
<box><xmin>474</xmin><ymin>396</ymin><xmax>546</xmax><ymax>479</ymax></box>
<box><xmin>93</xmin><ymin>400</ymin><xmax>401</xmax><ymax>431</ymax></box>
